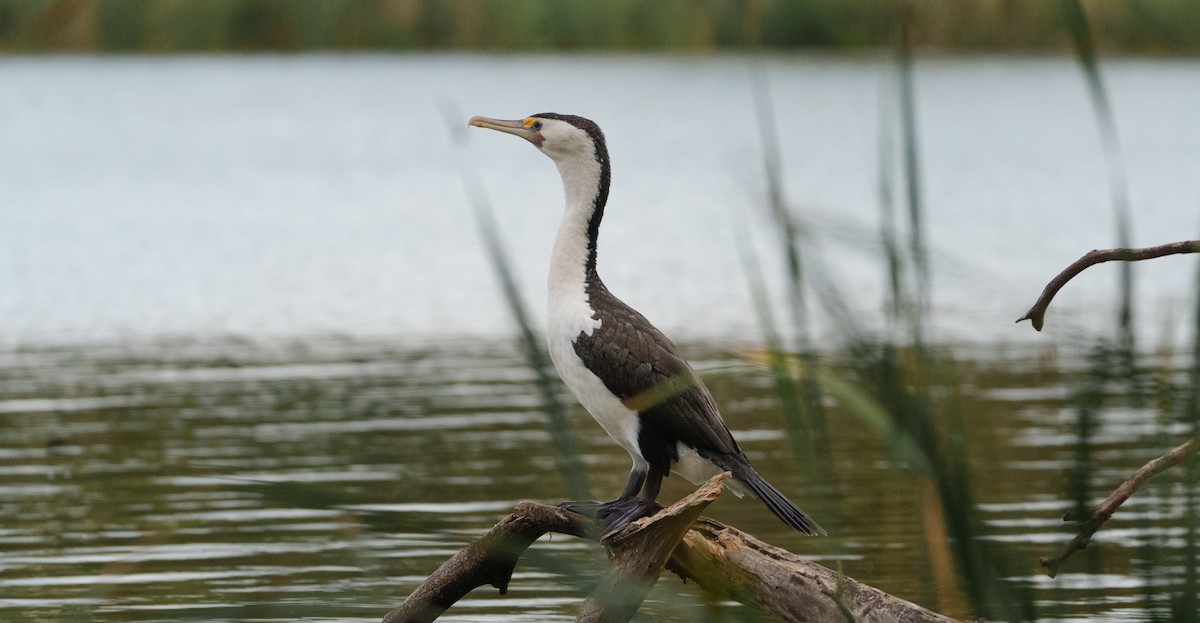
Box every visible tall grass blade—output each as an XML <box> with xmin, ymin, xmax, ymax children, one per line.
<box><xmin>733</xmin><ymin>219</ymin><xmax>821</xmax><ymax>487</ymax></box>
<box><xmin>1060</xmin><ymin>0</ymin><xmax>1138</xmax><ymax>379</ymax></box>
<box><xmin>750</xmin><ymin>68</ymin><xmax>812</xmax><ymax>356</ymax></box>
<box><xmin>750</xmin><ymin>68</ymin><xmax>830</xmax><ymax>453</ymax></box>
<box><xmin>833</xmin><ymin>8</ymin><xmax>1033</xmax><ymax>619</ymax></box>
<box><xmin>799</xmin><ymin>248</ymin><xmax>867</xmax><ymax>344</ymax></box>
<box><xmin>876</xmin><ymin>61</ymin><xmax>907</xmax><ymax>342</ymax></box>
<box><xmin>1059</xmin><ymin>3</ymin><xmax>1151</xmax><ymax>612</ymax></box>
<box><xmin>1068</xmin><ymin>345</ymin><xmax>1109</xmax><ymax>577</ymax></box>
<box><xmin>447</xmin><ymin>102</ymin><xmax>591</xmax><ymax>503</ymax></box>
<box><xmin>1177</xmin><ymin>254</ymin><xmax>1200</xmax><ymax>621</ymax></box>
<box><xmin>812</xmin><ymin>366</ymin><xmax>930</xmax><ymax>474</ymax></box>
<box><xmin>460</xmin><ymin>180</ymin><xmax>591</xmax><ymax>503</ymax></box>
<box><xmin>895</xmin><ymin>5</ymin><xmax>929</xmax><ymax>345</ymax></box>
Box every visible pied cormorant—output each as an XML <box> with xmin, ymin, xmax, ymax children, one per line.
<box><xmin>469</xmin><ymin>113</ymin><xmax>824</xmax><ymax>536</ymax></box>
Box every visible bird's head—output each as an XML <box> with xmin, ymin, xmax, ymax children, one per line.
<box><xmin>468</xmin><ymin>113</ymin><xmax>606</xmax><ymax>165</ymax></box>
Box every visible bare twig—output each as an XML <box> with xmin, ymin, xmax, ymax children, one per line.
<box><xmin>384</xmin><ymin>474</ymin><xmax>961</xmax><ymax>623</ymax></box>
<box><xmin>1039</xmin><ymin>437</ymin><xmax>1198</xmax><ymax>577</ymax></box>
<box><xmin>1017</xmin><ymin>240</ymin><xmax>1200</xmax><ymax>332</ymax></box>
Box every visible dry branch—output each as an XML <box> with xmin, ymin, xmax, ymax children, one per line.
<box><xmin>1039</xmin><ymin>436</ymin><xmax>1198</xmax><ymax>577</ymax></box>
<box><xmin>383</xmin><ymin>474</ymin><xmax>961</xmax><ymax>623</ymax></box>
<box><xmin>577</xmin><ymin>473</ymin><xmax>724</xmax><ymax>623</ymax></box>
<box><xmin>381</xmin><ymin>501</ymin><xmax>593</xmax><ymax>623</ymax></box>
<box><xmin>1017</xmin><ymin>240</ymin><xmax>1200</xmax><ymax>331</ymax></box>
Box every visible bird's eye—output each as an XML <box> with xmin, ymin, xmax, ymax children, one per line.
<box><xmin>531</xmin><ymin>121</ymin><xmax>543</xmax><ymax>131</ymax></box>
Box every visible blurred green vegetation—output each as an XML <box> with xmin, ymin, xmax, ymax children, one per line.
<box><xmin>1</xmin><ymin>0</ymin><xmax>1197</xmax><ymax>54</ymax></box>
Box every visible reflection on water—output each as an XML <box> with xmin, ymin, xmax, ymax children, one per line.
<box><xmin>0</xmin><ymin>336</ymin><xmax>1190</xmax><ymax>622</ymax></box>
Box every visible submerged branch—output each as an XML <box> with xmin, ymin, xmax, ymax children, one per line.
<box><xmin>1017</xmin><ymin>241</ymin><xmax>1200</xmax><ymax>332</ymax></box>
<box><xmin>384</xmin><ymin>474</ymin><xmax>961</xmax><ymax>623</ymax></box>
<box><xmin>1040</xmin><ymin>437</ymin><xmax>1198</xmax><ymax>577</ymax></box>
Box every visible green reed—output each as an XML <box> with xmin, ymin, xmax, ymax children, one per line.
<box><xmin>3</xmin><ymin>0</ymin><xmax>1200</xmax><ymax>54</ymax></box>
<box><xmin>463</xmin><ymin>182</ymin><xmax>593</xmax><ymax>504</ymax></box>
<box><xmin>738</xmin><ymin>18</ymin><xmax>1024</xmax><ymax>619</ymax></box>
<box><xmin>1062</xmin><ymin>4</ymin><xmax>1198</xmax><ymax>621</ymax></box>
<box><xmin>441</xmin><ymin>2</ymin><xmax>1200</xmax><ymax>620</ymax></box>
<box><xmin>733</xmin><ymin>1</ymin><xmax>1200</xmax><ymax>621</ymax></box>
<box><xmin>749</xmin><ymin>69</ymin><xmax>831</xmax><ymax>476</ymax></box>
<box><xmin>447</xmin><ymin>108</ymin><xmax>592</xmax><ymax>505</ymax></box>
<box><xmin>1061</xmin><ymin>0</ymin><xmax>1139</xmax><ymax>385</ymax></box>
<box><xmin>1182</xmin><ymin>260</ymin><xmax>1200</xmax><ymax>621</ymax></box>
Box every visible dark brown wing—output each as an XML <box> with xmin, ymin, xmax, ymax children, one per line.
<box><xmin>572</xmin><ymin>282</ymin><xmax>740</xmax><ymax>456</ymax></box>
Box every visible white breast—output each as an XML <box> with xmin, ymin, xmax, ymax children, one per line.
<box><xmin>546</xmin><ymin>325</ymin><xmax>647</xmax><ymax>469</ymax></box>
<box><xmin>543</xmin><ymin>148</ymin><xmax>648</xmax><ymax>469</ymax></box>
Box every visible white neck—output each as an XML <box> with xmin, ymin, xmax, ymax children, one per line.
<box><xmin>547</xmin><ymin>153</ymin><xmax>604</xmax><ymax>336</ymax></box>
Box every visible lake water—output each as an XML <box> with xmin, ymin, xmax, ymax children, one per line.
<box><xmin>1</xmin><ymin>54</ymin><xmax>1199</xmax><ymax>622</ymax></box>
<box><xmin>1</xmin><ymin>53</ymin><xmax>1198</xmax><ymax>345</ymax></box>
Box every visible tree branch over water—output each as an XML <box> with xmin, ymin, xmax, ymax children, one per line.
<box><xmin>383</xmin><ymin>474</ymin><xmax>962</xmax><ymax>623</ymax></box>
<box><xmin>1017</xmin><ymin>240</ymin><xmax>1200</xmax><ymax>332</ymax></box>
<box><xmin>1040</xmin><ymin>437</ymin><xmax>1198</xmax><ymax>578</ymax></box>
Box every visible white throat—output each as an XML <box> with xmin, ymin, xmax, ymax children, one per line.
<box><xmin>547</xmin><ymin>152</ymin><xmax>604</xmax><ymax>338</ymax></box>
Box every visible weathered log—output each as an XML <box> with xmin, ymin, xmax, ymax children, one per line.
<box><xmin>383</xmin><ymin>475</ymin><xmax>723</xmax><ymax>623</ymax></box>
<box><xmin>668</xmin><ymin>517</ymin><xmax>958</xmax><ymax>622</ymax></box>
<box><xmin>383</xmin><ymin>474</ymin><xmax>962</xmax><ymax>623</ymax></box>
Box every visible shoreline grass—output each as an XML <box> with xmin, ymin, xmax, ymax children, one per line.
<box><xmin>3</xmin><ymin>0</ymin><xmax>1199</xmax><ymax>55</ymax></box>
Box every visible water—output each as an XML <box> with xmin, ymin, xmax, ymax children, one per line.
<box><xmin>0</xmin><ymin>337</ymin><xmax>1191</xmax><ymax>622</ymax></box>
<box><xmin>1</xmin><ymin>54</ymin><xmax>1198</xmax><ymax>345</ymax></box>
<box><xmin>1</xmin><ymin>54</ymin><xmax>1199</xmax><ymax>622</ymax></box>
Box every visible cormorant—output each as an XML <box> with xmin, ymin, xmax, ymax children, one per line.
<box><xmin>468</xmin><ymin>113</ymin><xmax>824</xmax><ymax>536</ymax></box>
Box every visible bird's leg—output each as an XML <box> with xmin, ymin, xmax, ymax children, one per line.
<box><xmin>618</xmin><ymin>466</ymin><xmax>648</xmax><ymax>499</ymax></box>
<box><xmin>558</xmin><ymin>466</ymin><xmax>646</xmax><ymax>518</ymax></box>
<box><xmin>639</xmin><ymin>466</ymin><xmax>663</xmax><ymax>503</ymax></box>
<box><xmin>597</xmin><ymin>465</ymin><xmax>665</xmax><ymax>534</ymax></box>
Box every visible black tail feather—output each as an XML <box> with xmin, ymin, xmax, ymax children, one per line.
<box><xmin>738</xmin><ymin>466</ymin><xmax>826</xmax><ymax>536</ymax></box>
<box><xmin>702</xmin><ymin>451</ymin><xmax>826</xmax><ymax>536</ymax></box>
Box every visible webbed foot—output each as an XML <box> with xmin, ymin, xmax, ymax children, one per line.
<box><xmin>560</xmin><ymin>497</ymin><xmax>661</xmax><ymax>536</ymax></box>
<box><xmin>558</xmin><ymin>499</ymin><xmax>605</xmax><ymax>518</ymax></box>
<box><xmin>596</xmin><ymin>497</ymin><xmax>661</xmax><ymax>535</ymax></box>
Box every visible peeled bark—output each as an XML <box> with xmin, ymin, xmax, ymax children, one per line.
<box><xmin>669</xmin><ymin>518</ymin><xmax>959</xmax><ymax>622</ymax></box>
